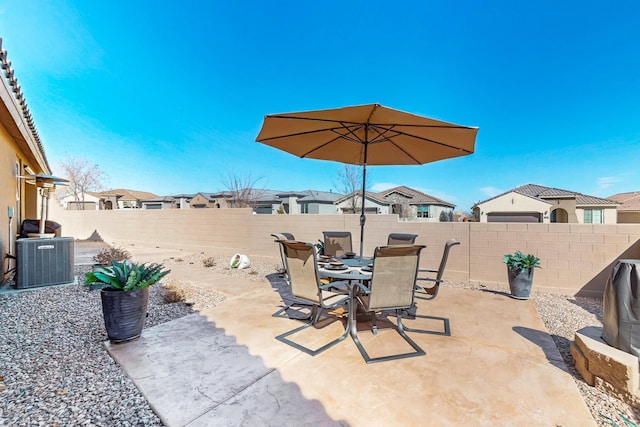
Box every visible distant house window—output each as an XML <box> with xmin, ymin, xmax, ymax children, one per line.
<box><xmin>417</xmin><ymin>206</ymin><xmax>429</xmax><ymax>218</ymax></box>
<box><xmin>301</xmin><ymin>203</ymin><xmax>309</xmax><ymax>214</ymax></box>
<box><xmin>584</xmin><ymin>209</ymin><xmax>603</xmax><ymax>224</ymax></box>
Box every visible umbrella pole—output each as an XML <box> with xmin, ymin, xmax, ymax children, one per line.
<box><xmin>39</xmin><ymin>188</ymin><xmax>46</xmax><ymax>235</ymax></box>
<box><xmin>359</xmin><ymin>138</ymin><xmax>368</xmax><ymax>260</ymax></box>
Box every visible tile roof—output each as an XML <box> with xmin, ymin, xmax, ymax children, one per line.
<box><xmin>608</xmin><ymin>192</ymin><xmax>640</xmax><ymax>211</ymax></box>
<box><xmin>474</xmin><ymin>183</ymin><xmax>618</xmax><ymax>207</ymax></box>
<box><xmin>0</xmin><ymin>38</ymin><xmax>50</xmax><ymax>172</ymax></box>
<box><xmin>378</xmin><ymin>186</ymin><xmax>455</xmax><ymax>207</ymax></box>
<box><xmin>98</xmin><ymin>189</ymin><xmax>158</xmax><ymax>200</ymax></box>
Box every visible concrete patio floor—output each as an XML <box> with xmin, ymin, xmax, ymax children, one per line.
<box><xmin>101</xmin><ymin>245</ymin><xmax>595</xmax><ymax>426</ymax></box>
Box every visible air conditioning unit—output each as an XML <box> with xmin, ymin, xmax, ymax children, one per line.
<box><xmin>16</xmin><ymin>237</ymin><xmax>74</xmax><ymax>289</ymax></box>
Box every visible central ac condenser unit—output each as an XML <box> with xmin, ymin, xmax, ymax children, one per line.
<box><xmin>16</xmin><ymin>237</ymin><xmax>74</xmax><ymax>289</ymax></box>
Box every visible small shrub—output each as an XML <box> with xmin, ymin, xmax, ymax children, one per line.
<box><xmin>249</xmin><ymin>270</ymin><xmax>258</xmax><ymax>275</ymax></box>
<box><xmin>162</xmin><ymin>282</ymin><xmax>187</xmax><ymax>303</ymax></box>
<box><xmin>202</xmin><ymin>256</ymin><xmax>216</xmax><ymax>268</ymax></box>
<box><xmin>93</xmin><ymin>246</ymin><xmax>131</xmax><ymax>265</ymax></box>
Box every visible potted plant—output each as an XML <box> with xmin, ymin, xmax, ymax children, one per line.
<box><xmin>503</xmin><ymin>251</ymin><xmax>541</xmax><ymax>300</ymax></box>
<box><xmin>84</xmin><ymin>261</ymin><xmax>170</xmax><ymax>343</ymax></box>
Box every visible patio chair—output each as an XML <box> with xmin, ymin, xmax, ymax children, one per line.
<box><xmin>271</xmin><ymin>233</ymin><xmax>313</xmax><ymax>319</ymax></box>
<box><xmin>275</xmin><ymin>240</ymin><xmax>350</xmax><ymax>356</ymax></box>
<box><xmin>322</xmin><ymin>231</ymin><xmax>353</xmax><ymax>257</ymax></box>
<box><xmin>404</xmin><ymin>238</ymin><xmax>461</xmax><ymax>336</ymax></box>
<box><xmin>387</xmin><ymin>233</ymin><xmax>418</xmax><ymax>245</ymax></box>
<box><xmin>349</xmin><ymin>244</ymin><xmax>427</xmax><ymax>364</ymax></box>
<box><xmin>271</xmin><ymin>232</ymin><xmax>295</xmax><ymax>280</ymax></box>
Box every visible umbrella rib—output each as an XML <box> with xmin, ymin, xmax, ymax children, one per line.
<box><xmin>257</xmin><ymin>123</ymin><xmax>363</xmax><ymax>143</ymax></box>
<box><xmin>368</xmin><ymin>124</ymin><xmax>475</xmax><ymax>154</ymax></box>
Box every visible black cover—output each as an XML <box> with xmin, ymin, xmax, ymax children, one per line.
<box><xmin>602</xmin><ymin>259</ymin><xmax>640</xmax><ymax>359</ymax></box>
<box><xmin>19</xmin><ymin>219</ymin><xmax>61</xmax><ymax>237</ymax></box>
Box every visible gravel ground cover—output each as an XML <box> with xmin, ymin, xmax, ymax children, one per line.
<box><xmin>1</xmin><ymin>257</ymin><xmax>639</xmax><ymax>426</ymax></box>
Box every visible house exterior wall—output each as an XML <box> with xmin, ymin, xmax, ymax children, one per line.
<box><xmin>575</xmin><ymin>207</ymin><xmax>618</xmax><ymax>224</ymax></box>
<box><xmin>475</xmin><ymin>192</ymin><xmax>552</xmax><ymax>223</ymax></box>
<box><xmin>189</xmin><ymin>194</ymin><xmax>215</xmax><ymax>208</ymax></box>
<box><xmin>618</xmin><ymin>212</ymin><xmax>640</xmax><ymax>224</ymax></box>
<box><xmin>543</xmin><ymin>198</ymin><xmax>578</xmax><ymax>222</ymax></box>
<box><xmin>49</xmin><ymin>203</ymin><xmax>640</xmax><ymax>298</ymax></box>
<box><xmin>409</xmin><ymin>205</ymin><xmax>454</xmax><ymax>222</ymax></box>
<box><xmin>0</xmin><ymin>82</ymin><xmax>49</xmax><ymax>263</ymax></box>
<box><xmin>59</xmin><ymin>193</ymin><xmax>100</xmax><ymax>210</ymax></box>
<box><xmin>336</xmin><ymin>196</ymin><xmax>387</xmax><ymax>214</ymax></box>
<box><xmin>314</xmin><ymin>203</ymin><xmax>337</xmax><ymax>214</ymax></box>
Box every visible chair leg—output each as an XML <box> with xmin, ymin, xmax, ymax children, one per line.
<box><xmin>349</xmin><ymin>305</ymin><xmax>426</xmax><ymax>364</ymax></box>
<box><xmin>275</xmin><ymin>305</ymin><xmax>349</xmax><ymax>356</ymax></box>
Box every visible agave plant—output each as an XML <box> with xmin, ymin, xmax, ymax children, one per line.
<box><xmin>503</xmin><ymin>251</ymin><xmax>541</xmax><ymax>271</ymax></box>
<box><xmin>85</xmin><ymin>260</ymin><xmax>170</xmax><ymax>291</ymax></box>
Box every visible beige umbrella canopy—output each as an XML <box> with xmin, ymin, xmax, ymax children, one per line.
<box><xmin>256</xmin><ymin>103</ymin><xmax>479</xmax><ymax>257</ymax></box>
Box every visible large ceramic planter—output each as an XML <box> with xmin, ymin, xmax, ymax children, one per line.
<box><xmin>507</xmin><ymin>267</ymin><xmax>534</xmax><ymax>300</ymax></box>
<box><xmin>100</xmin><ymin>287</ymin><xmax>150</xmax><ymax>343</ymax></box>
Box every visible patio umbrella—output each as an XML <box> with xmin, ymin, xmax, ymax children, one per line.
<box><xmin>255</xmin><ymin>103</ymin><xmax>479</xmax><ymax>258</ymax></box>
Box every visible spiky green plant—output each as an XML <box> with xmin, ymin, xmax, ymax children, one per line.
<box><xmin>84</xmin><ymin>260</ymin><xmax>170</xmax><ymax>291</ymax></box>
<box><xmin>503</xmin><ymin>251</ymin><xmax>541</xmax><ymax>271</ymax></box>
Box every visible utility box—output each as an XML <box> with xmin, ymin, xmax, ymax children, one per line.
<box><xmin>16</xmin><ymin>237</ymin><xmax>74</xmax><ymax>289</ymax></box>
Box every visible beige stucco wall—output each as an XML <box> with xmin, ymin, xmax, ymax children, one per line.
<box><xmin>476</xmin><ymin>192</ymin><xmax>551</xmax><ymax>223</ymax></box>
<box><xmin>575</xmin><ymin>207</ymin><xmax>618</xmax><ymax>224</ymax></box>
<box><xmin>618</xmin><ymin>212</ymin><xmax>640</xmax><ymax>224</ymax></box>
<box><xmin>49</xmin><ymin>204</ymin><xmax>640</xmax><ymax>298</ymax></box>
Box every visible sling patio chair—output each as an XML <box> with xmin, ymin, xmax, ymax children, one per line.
<box><xmin>322</xmin><ymin>231</ymin><xmax>353</xmax><ymax>258</ymax></box>
<box><xmin>387</xmin><ymin>233</ymin><xmax>418</xmax><ymax>245</ymax></box>
<box><xmin>349</xmin><ymin>244</ymin><xmax>428</xmax><ymax>364</ymax></box>
<box><xmin>404</xmin><ymin>238</ymin><xmax>461</xmax><ymax>336</ymax></box>
<box><xmin>271</xmin><ymin>233</ymin><xmax>314</xmax><ymax>319</ymax></box>
<box><xmin>275</xmin><ymin>240</ymin><xmax>351</xmax><ymax>356</ymax></box>
<box><xmin>271</xmin><ymin>232</ymin><xmax>295</xmax><ymax>281</ymax></box>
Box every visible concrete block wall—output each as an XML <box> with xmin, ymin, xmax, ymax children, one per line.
<box><xmin>48</xmin><ymin>203</ymin><xmax>640</xmax><ymax>297</ymax></box>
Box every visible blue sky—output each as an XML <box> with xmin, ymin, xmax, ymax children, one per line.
<box><xmin>2</xmin><ymin>1</ymin><xmax>639</xmax><ymax>212</ymax></box>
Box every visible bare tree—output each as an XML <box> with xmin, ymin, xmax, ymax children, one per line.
<box><xmin>57</xmin><ymin>157</ymin><xmax>107</xmax><ymax>210</ymax></box>
<box><xmin>221</xmin><ymin>172</ymin><xmax>265</xmax><ymax>208</ymax></box>
<box><xmin>334</xmin><ymin>165</ymin><xmax>363</xmax><ymax>213</ymax></box>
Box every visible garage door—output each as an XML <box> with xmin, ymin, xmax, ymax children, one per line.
<box><xmin>487</xmin><ymin>212</ymin><xmax>542</xmax><ymax>223</ymax></box>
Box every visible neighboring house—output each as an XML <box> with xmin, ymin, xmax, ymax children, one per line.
<box><xmin>269</xmin><ymin>190</ymin><xmax>344</xmax><ymax>214</ymax></box>
<box><xmin>98</xmin><ymin>189</ymin><xmax>158</xmax><ymax>209</ymax></box>
<box><xmin>335</xmin><ymin>186</ymin><xmax>455</xmax><ymax>222</ymax></box>
<box><xmin>472</xmin><ymin>183</ymin><xmax>619</xmax><ymax>223</ymax></box>
<box><xmin>378</xmin><ymin>186</ymin><xmax>455</xmax><ymax>221</ymax></box>
<box><xmin>140</xmin><ymin>197</ymin><xmax>177</xmax><ymax>210</ymax></box>
<box><xmin>170</xmin><ymin>193</ymin><xmax>194</xmax><ymax>209</ymax></box>
<box><xmin>189</xmin><ymin>192</ymin><xmax>232</xmax><ymax>209</ymax></box>
<box><xmin>59</xmin><ymin>191</ymin><xmax>101</xmax><ymax>210</ymax></box>
<box><xmin>1</xmin><ymin>40</ymin><xmax>52</xmax><ymax>260</ymax></box>
<box><xmin>335</xmin><ymin>191</ymin><xmax>391</xmax><ymax>215</ymax></box>
<box><xmin>608</xmin><ymin>192</ymin><xmax>640</xmax><ymax>224</ymax></box>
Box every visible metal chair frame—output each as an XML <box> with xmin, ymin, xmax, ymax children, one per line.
<box><xmin>275</xmin><ymin>240</ymin><xmax>350</xmax><ymax>356</ymax></box>
<box><xmin>350</xmin><ymin>244</ymin><xmax>427</xmax><ymax>364</ymax></box>
<box><xmin>270</xmin><ymin>233</ymin><xmax>315</xmax><ymax>319</ymax></box>
<box><xmin>404</xmin><ymin>238</ymin><xmax>461</xmax><ymax>336</ymax></box>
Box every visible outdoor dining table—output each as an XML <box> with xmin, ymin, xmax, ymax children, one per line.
<box><xmin>318</xmin><ymin>256</ymin><xmax>373</xmax><ymax>337</ymax></box>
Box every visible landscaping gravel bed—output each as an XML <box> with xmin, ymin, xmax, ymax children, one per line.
<box><xmin>1</xmin><ymin>262</ymin><xmax>639</xmax><ymax>426</ymax></box>
<box><xmin>0</xmin><ymin>265</ymin><xmax>194</xmax><ymax>426</ymax></box>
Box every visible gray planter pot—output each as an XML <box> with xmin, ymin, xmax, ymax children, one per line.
<box><xmin>100</xmin><ymin>287</ymin><xmax>150</xmax><ymax>343</ymax></box>
<box><xmin>507</xmin><ymin>267</ymin><xmax>534</xmax><ymax>300</ymax></box>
